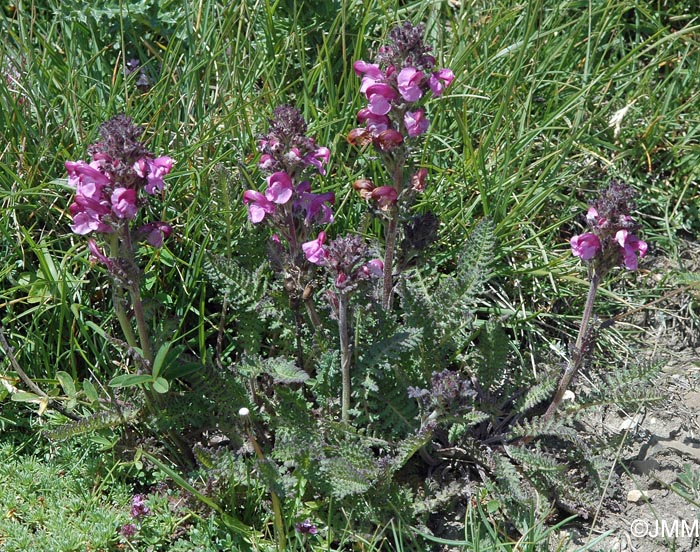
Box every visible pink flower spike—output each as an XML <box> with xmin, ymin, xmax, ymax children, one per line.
<box><xmin>265</xmin><ymin>171</ymin><xmax>294</xmax><ymax>204</ymax></box>
<box><xmin>570</xmin><ymin>233</ymin><xmax>601</xmax><ymax>261</ymax></box>
<box><xmin>428</xmin><ymin>68</ymin><xmax>454</xmax><ymax>97</ymax></box>
<box><xmin>404</xmin><ymin>110</ymin><xmax>429</xmax><ymax>137</ymax></box>
<box><xmin>111</xmin><ymin>188</ymin><xmax>138</xmax><ymax>219</ymax></box>
<box><xmin>243</xmin><ymin>189</ymin><xmax>275</xmax><ymax>223</ymax></box>
<box><xmin>397</xmin><ymin>67</ymin><xmax>424</xmax><ymax>102</ymax></box>
<box><xmin>302</xmin><ymin>231</ymin><xmax>327</xmax><ymax>265</ymax></box>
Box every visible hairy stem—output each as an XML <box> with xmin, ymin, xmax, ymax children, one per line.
<box><xmin>339</xmin><ymin>291</ymin><xmax>352</xmax><ymax>422</ymax></box>
<box><xmin>543</xmin><ymin>269</ymin><xmax>601</xmax><ymax>422</ymax></box>
<box><xmin>382</xmin><ymin>157</ymin><xmax>404</xmax><ymax>311</ymax></box>
<box><xmin>382</xmin><ymin>214</ymin><xmax>399</xmax><ymax>311</ymax></box>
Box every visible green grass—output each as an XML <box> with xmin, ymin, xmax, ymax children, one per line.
<box><xmin>1</xmin><ymin>0</ymin><xmax>698</xmax><ymax>549</ymax></box>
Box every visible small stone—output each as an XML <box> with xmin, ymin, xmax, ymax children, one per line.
<box><xmin>618</xmin><ymin>415</ymin><xmax>642</xmax><ymax>432</ymax></box>
<box><xmin>627</xmin><ymin>489</ymin><xmax>650</xmax><ymax>503</ymax></box>
<box><xmin>563</xmin><ymin>390</ymin><xmax>575</xmax><ymax>402</ymax></box>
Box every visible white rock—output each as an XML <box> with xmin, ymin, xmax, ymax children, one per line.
<box><xmin>627</xmin><ymin>489</ymin><xmax>650</xmax><ymax>503</ymax></box>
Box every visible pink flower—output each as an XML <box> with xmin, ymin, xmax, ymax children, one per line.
<box><xmin>302</xmin><ymin>231</ymin><xmax>327</xmax><ymax>265</ymax></box>
<box><xmin>111</xmin><ymin>187</ymin><xmax>138</xmax><ymax>219</ymax></box>
<box><xmin>265</xmin><ymin>171</ymin><xmax>294</xmax><ymax>204</ymax></box>
<box><xmin>361</xmin><ymin>258</ymin><xmax>384</xmax><ymax>278</ymax></box>
<box><xmin>243</xmin><ymin>189</ymin><xmax>275</xmax><ymax>223</ymax></box>
<box><xmin>397</xmin><ymin>67</ymin><xmax>424</xmax><ymax>102</ymax></box>
<box><xmin>298</xmin><ymin>191</ymin><xmax>335</xmax><ymax>224</ymax></box>
<box><xmin>134</xmin><ymin>156</ymin><xmax>174</xmax><ymax>195</ymax></box>
<box><xmin>69</xmin><ymin>195</ymin><xmax>112</xmax><ymax>235</ymax></box>
<box><xmin>404</xmin><ymin>110</ymin><xmax>429</xmax><ymax>137</ymax></box>
<box><xmin>570</xmin><ymin>233</ymin><xmax>601</xmax><ymax>261</ymax></box>
<box><xmin>354</xmin><ymin>61</ymin><xmax>384</xmax><ymax>94</ymax></box>
<box><xmin>428</xmin><ymin>68</ymin><xmax>454</xmax><ymax>97</ymax></box>
<box><xmin>411</xmin><ymin>168</ymin><xmax>428</xmax><ymax>192</ymax></box>
<box><xmin>586</xmin><ymin>206</ymin><xmax>608</xmax><ymax>228</ymax></box>
<box><xmin>304</xmin><ymin>146</ymin><xmax>331</xmax><ymax>175</ymax></box>
<box><xmin>374</xmin><ymin>129</ymin><xmax>403</xmax><ymax>151</ymax></box>
<box><xmin>366</xmin><ymin>83</ymin><xmax>397</xmax><ymax>115</ymax></box>
<box><xmin>139</xmin><ymin>222</ymin><xmax>172</xmax><ymax>247</ymax></box>
<box><xmin>259</xmin><ymin>154</ymin><xmax>275</xmax><ymax>170</ymax></box>
<box><xmin>357</xmin><ymin>109</ymin><xmax>391</xmax><ymax>133</ymax></box>
<box><xmin>87</xmin><ymin>238</ymin><xmax>114</xmax><ymax>269</ymax></box>
<box><xmin>615</xmin><ymin>229</ymin><xmax>647</xmax><ymax>270</ymax></box>
<box><xmin>65</xmin><ymin>160</ymin><xmax>111</xmax><ymax>193</ymax></box>
<box><xmin>353</xmin><ymin>60</ymin><xmax>383</xmax><ymax>79</ymax></box>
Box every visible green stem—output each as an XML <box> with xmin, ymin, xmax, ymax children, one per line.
<box><xmin>107</xmin><ymin>233</ymin><xmax>138</xmax><ymax>349</ymax></box>
<box><xmin>244</xmin><ymin>413</ymin><xmax>286</xmax><ymax>551</ymax></box>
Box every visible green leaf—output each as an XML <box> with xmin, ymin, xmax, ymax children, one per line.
<box><xmin>108</xmin><ymin>374</ymin><xmax>153</xmax><ymax>388</ymax></box>
<box><xmin>82</xmin><ymin>379</ymin><xmax>99</xmax><ymax>402</ymax></box>
<box><xmin>56</xmin><ymin>371</ymin><xmax>76</xmax><ymax>397</ymax></box>
<box><xmin>151</xmin><ymin>377</ymin><xmax>170</xmax><ymax>394</ymax></box>
<box><xmin>151</xmin><ymin>341</ymin><xmax>172</xmax><ymax>379</ymax></box>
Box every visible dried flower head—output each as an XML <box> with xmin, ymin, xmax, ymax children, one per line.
<box><xmin>376</xmin><ymin>22</ymin><xmax>435</xmax><ymax>72</ymax></box>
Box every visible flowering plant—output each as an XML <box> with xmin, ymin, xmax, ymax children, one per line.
<box><xmin>243</xmin><ymin>105</ymin><xmax>334</xmax><ymax>278</ymax></box>
<box><xmin>542</xmin><ymin>181</ymin><xmax>648</xmax><ymax>423</ymax></box>
<box><xmin>348</xmin><ymin>22</ymin><xmax>454</xmax><ymax>309</ymax></box>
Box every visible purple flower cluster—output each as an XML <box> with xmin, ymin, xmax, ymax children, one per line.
<box><xmin>408</xmin><ymin>369</ymin><xmax>477</xmax><ymax>412</ymax></box>
<box><xmin>323</xmin><ymin>235</ymin><xmax>383</xmax><ymax>292</ymax></box>
<box><xmin>570</xmin><ymin>182</ymin><xmax>648</xmax><ymax>271</ymax></box>
<box><xmin>295</xmin><ymin>518</ymin><xmax>318</xmax><ymax>535</ymax></box>
<box><xmin>130</xmin><ymin>494</ymin><xmax>151</xmax><ymax>519</ymax></box>
<box><xmin>349</xmin><ymin>22</ymin><xmax>453</xmax><ymax>148</ymax></box>
<box><xmin>119</xmin><ymin>494</ymin><xmax>151</xmax><ymax>540</ymax></box>
<box><xmin>65</xmin><ymin>115</ymin><xmax>174</xmax><ymax>262</ymax></box>
<box><xmin>243</xmin><ymin>105</ymin><xmax>334</xmax><ymax>266</ymax></box>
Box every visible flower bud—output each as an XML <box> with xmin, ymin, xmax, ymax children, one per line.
<box><xmin>375</xmin><ymin>129</ymin><xmax>403</xmax><ymax>151</ymax></box>
<box><xmin>370</xmin><ymin>186</ymin><xmax>398</xmax><ymax>210</ymax></box>
<box><xmin>352</xmin><ymin>178</ymin><xmax>375</xmax><ymax>200</ymax></box>
<box><xmin>347</xmin><ymin>128</ymin><xmax>372</xmax><ymax>147</ymax></box>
